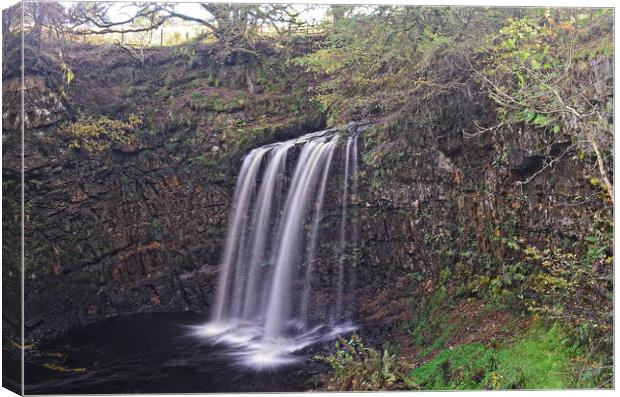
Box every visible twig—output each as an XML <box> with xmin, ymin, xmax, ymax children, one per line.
<box><xmin>462</xmin><ymin>121</ymin><xmax>505</xmax><ymax>139</ymax></box>
<box><xmin>515</xmin><ymin>145</ymin><xmax>571</xmax><ymax>186</ymax></box>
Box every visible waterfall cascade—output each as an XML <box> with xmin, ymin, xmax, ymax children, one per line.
<box><xmin>191</xmin><ymin>128</ymin><xmax>359</xmax><ymax>368</ymax></box>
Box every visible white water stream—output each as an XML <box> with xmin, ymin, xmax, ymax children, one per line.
<box><xmin>191</xmin><ymin>129</ymin><xmax>359</xmax><ymax>368</ymax></box>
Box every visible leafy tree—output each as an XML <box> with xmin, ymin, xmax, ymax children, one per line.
<box><xmin>296</xmin><ymin>6</ymin><xmax>515</xmax><ymax>123</ymax></box>
<box><xmin>2</xmin><ymin>1</ymin><xmax>69</xmax><ymax>45</ymax></box>
<box><xmin>479</xmin><ymin>9</ymin><xmax>613</xmax><ymax>201</ymax></box>
<box><xmin>65</xmin><ymin>2</ymin><xmax>304</xmax><ymax>48</ymax></box>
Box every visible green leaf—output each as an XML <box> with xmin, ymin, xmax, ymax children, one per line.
<box><xmin>516</xmin><ymin>72</ymin><xmax>526</xmax><ymax>88</ymax></box>
<box><xmin>532</xmin><ymin>114</ymin><xmax>549</xmax><ymax>126</ymax></box>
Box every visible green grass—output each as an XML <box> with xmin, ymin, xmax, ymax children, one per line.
<box><xmin>491</xmin><ymin>323</ymin><xmax>575</xmax><ymax>389</ymax></box>
<box><xmin>407</xmin><ymin>343</ymin><xmax>495</xmax><ymax>390</ymax></box>
<box><xmin>408</xmin><ymin>322</ymin><xmax>578</xmax><ymax>390</ymax></box>
<box><xmin>418</xmin><ymin>324</ymin><xmax>453</xmax><ymax>358</ymax></box>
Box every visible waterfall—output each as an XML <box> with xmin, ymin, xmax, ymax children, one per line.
<box><xmin>348</xmin><ymin>134</ymin><xmax>360</xmax><ymax>320</ymax></box>
<box><xmin>212</xmin><ymin>148</ymin><xmax>268</xmax><ymax>322</ymax></box>
<box><xmin>334</xmin><ymin>132</ymin><xmax>359</xmax><ymax>323</ymax></box>
<box><xmin>191</xmin><ymin>128</ymin><xmax>358</xmax><ymax>368</ymax></box>
<box><xmin>334</xmin><ymin>137</ymin><xmax>352</xmax><ymax>322</ymax></box>
<box><xmin>299</xmin><ymin>144</ymin><xmax>335</xmax><ymax>326</ymax></box>
<box><xmin>241</xmin><ymin>143</ymin><xmax>291</xmax><ymax>320</ymax></box>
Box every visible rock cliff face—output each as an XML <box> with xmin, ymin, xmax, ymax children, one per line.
<box><xmin>2</xmin><ymin>42</ymin><xmax>608</xmax><ymax>342</ymax></box>
<box><xmin>294</xmin><ymin>56</ymin><xmax>610</xmax><ymax>334</ymax></box>
<box><xmin>2</xmin><ymin>43</ymin><xmax>325</xmax><ymax>340</ymax></box>
<box><xmin>348</xmin><ymin>60</ymin><xmax>610</xmax><ymax>331</ymax></box>
<box><xmin>4</xmin><ymin>75</ymin><xmax>232</xmax><ymax>339</ymax></box>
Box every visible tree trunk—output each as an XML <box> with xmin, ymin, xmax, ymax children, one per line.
<box><xmin>585</xmin><ymin>130</ymin><xmax>614</xmax><ymax>204</ymax></box>
<box><xmin>332</xmin><ymin>6</ymin><xmax>346</xmax><ymax>22</ymax></box>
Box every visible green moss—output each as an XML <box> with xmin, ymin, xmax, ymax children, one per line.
<box><xmin>189</xmin><ymin>90</ymin><xmax>245</xmax><ymax>113</ymax></box>
<box><xmin>151</xmin><ymin>218</ymin><xmax>164</xmax><ymax>241</ymax></box>
<box><xmin>408</xmin><ymin>323</ymin><xmax>578</xmax><ymax>390</ymax></box>
<box><xmin>490</xmin><ymin>323</ymin><xmax>575</xmax><ymax>389</ymax></box>
<box><xmin>61</xmin><ymin>114</ymin><xmax>143</xmax><ymax>152</ymax></box>
<box><xmin>407</xmin><ymin>284</ymin><xmax>451</xmax><ymax>351</ymax></box>
<box><xmin>408</xmin><ymin>343</ymin><xmax>495</xmax><ymax>390</ymax></box>
<box><xmin>419</xmin><ymin>324</ymin><xmax>453</xmax><ymax>358</ymax></box>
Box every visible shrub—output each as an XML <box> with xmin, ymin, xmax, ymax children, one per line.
<box><xmin>62</xmin><ymin>114</ymin><xmax>143</xmax><ymax>152</ymax></box>
<box><xmin>315</xmin><ymin>333</ymin><xmax>405</xmax><ymax>391</ymax></box>
<box><xmin>481</xmin><ymin>9</ymin><xmax>614</xmax><ymax>200</ymax></box>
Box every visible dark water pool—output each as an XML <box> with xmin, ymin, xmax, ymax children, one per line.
<box><xmin>23</xmin><ymin>312</ymin><xmax>332</xmax><ymax>394</ymax></box>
